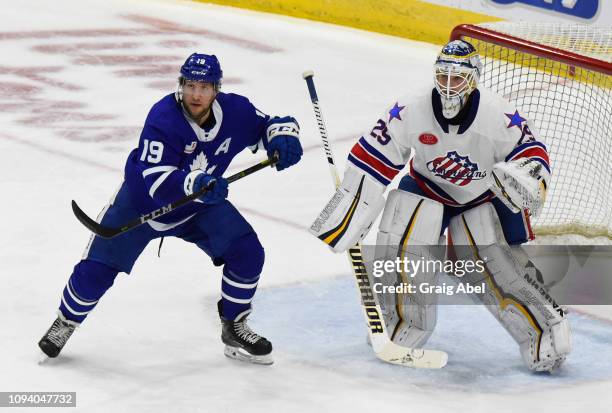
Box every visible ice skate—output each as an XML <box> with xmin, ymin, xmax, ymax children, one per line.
<box><xmin>38</xmin><ymin>315</ymin><xmax>78</xmax><ymax>358</ymax></box>
<box><xmin>219</xmin><ymin>302</ymin><xmax>273</xmax><ymax>365</ymax></box>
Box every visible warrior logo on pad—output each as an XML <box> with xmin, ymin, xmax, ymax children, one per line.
<box><xmin>426</xmin><ymin>151</ymin><xmax>486</xmax><ymax>186</ymax></box>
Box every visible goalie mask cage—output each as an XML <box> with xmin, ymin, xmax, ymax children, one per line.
<box><xmin>451</xmin><ymin>23</ymin><xmax>611</xmax><ymax>239</ymax></box>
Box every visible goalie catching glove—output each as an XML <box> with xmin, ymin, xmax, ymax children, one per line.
<box><xmin>489</xmin><ymin>158</ymin><xmax>549</xmax><ymax>217</ymax></box>
<box><xmin>310</xmin><ymin>167</ymin><xmax>385</xmax><ymax>252</ymax></box>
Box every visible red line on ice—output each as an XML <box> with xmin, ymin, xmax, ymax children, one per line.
<box><xmin>0</xmin><ymin>14</ymin><xmax>281</xmax><ymax>53</ymax></box>
<box><xmin>32</xmin><ymin>42</ymin><xmax>142</xmax><ymax>54</ymax></box>
<box><xmin>0</xmin><ymin>65</ymin><xmax>82</xmax><ymax>91</ymax></box>
<box><xmin>120</xmin><ymin>14</ymin><xmax>282</xmax><ymax>53</ymax></box>
<box><xmin>0</xmin><ymin>133</ymin><xmax>120</xmax><ymax>173</ymax></box>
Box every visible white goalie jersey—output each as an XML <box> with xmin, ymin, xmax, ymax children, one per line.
<box><xmin>347</xmin><ymin>87</ymin><xmax>551</xmax><ymax>208</ymax></box>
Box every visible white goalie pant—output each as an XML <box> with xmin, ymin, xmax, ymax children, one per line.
<box><xmin>447</xmin><ymin>203</ymin><xmax>571</xmax><ymax>372</ymax></box>
<box><xmin>373</xmin><ymin>189</ymin><xmax>444</xmax><ymax>349</ymax></box>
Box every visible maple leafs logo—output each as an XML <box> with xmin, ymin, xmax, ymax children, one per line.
<box><xmin>189</xmin><ymin>152</ymin><xmax>209</xmax><ymax>172</ymax></box>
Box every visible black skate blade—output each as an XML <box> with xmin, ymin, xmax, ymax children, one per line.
<box><xmin>224</xmin><ymin>345</ymin><xmax>273</xmax><ymax>365</ymax></box>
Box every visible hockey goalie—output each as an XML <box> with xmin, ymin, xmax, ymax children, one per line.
<box><xmin>310</xmin><ymin>40</ymin><xmax>571</xmax><ymax>372</ymax></box>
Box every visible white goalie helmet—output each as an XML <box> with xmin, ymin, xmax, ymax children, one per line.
<box><xmin>434</xmin><ymin>40</ymin><xmax>483</xmax><ymax>119</ymax></box>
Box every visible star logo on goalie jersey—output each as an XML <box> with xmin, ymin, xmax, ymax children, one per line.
<box><xmin>505</xmin><ymin>110</ymin><xmax>526</xmax><ymax>130</ymax></box>
<box><xmin>388</xmin><ymin>102</ymin><xmax>405</xmax><ymax>123</ymax></box>
<box><xmin>426</xmin><ymin>151</ymin><xmax>486</xmax><ymax>186</ymax></box>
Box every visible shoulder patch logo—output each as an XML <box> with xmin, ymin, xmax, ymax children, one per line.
<box><xmin>388</xmin><ymin>102</ymin><xmax>405</xmax><ymax>123</ymax></box>
<box><xmin>506</xmin><ymin>110</ymin><xmax>535</xmax><ymax>144</ymax></box>
<box><xmin>419</xmin><ymin>133</ymin><xmax>438</xmax><ymax>145</ymax></box>
<box><xmin>184</xmin><ymin>141</ymin><xmax>197</xmax><ymax>154</ymax></box>
<box><xmin>505</xmin><ymin>110</ymin><xmax>526</xmax><ymax>130</ymax></box>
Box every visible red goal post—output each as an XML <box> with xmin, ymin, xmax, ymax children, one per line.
<box><xmin>450</xmin><ymin>23</ymin><xmax>612</xmax><ymax>240</ymax></box>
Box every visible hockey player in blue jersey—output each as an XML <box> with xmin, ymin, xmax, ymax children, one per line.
<box><xmin>38</xmin><ymin>53</ymin><xmax>303</xmax><ymax>365</ymax></box>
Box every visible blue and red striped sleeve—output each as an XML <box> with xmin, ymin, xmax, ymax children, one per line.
<box><xmin>347</xmin><ymin>137</ymin><xmax>405</xmax><ymax>186</ymax></box>
<box><xmin>504</xmin><ymin>141</ymin><xmax>551</xmax><ymax>173</ymax></box>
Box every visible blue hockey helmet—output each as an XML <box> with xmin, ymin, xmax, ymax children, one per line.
<box><xmin>179</xmin><ymin>53</ymin><xmax>223</xmax><ymax>89</ymax></box>
<box><xmin>434</xmin><ymin>40</ymin><xmax>483</xmax><ymax>118</ymax></box>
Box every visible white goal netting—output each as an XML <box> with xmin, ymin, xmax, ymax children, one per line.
<box><xmin>454</xmin><ymin>22</ymin><xmax>612</xmax><ymax>239</ymax></box>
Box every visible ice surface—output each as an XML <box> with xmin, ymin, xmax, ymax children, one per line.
<box><xmin>1</xmin><ymin>0</ymin><xmax>611</xmax><ymax>412</ymax></box>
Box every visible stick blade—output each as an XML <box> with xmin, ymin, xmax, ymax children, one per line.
<box><xmin>371</xmin><ymin>334</ymin><xmax>448</xmax><ymax>369</ymax></box>
<box><xmin>378</xmin><ymin>345</ymin><xmax>448</xmax><ymax>369</ymax></box>
<box><xmin>71</xmin><ymin>200</ymin><xmax>119</xmax><ymax>239</ymax></box>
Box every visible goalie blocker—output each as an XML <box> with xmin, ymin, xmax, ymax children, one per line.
<box><xmin>310</xmin><ymin>167</ymin><xmax>385</xmax><ymax>252</ymax></box>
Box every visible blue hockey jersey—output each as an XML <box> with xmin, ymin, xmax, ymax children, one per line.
<box><xmin>124</xmin><ymin>92</ymin><xmax>270</xmax><ymax>228</ymax></box>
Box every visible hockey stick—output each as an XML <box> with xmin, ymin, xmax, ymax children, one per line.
<box><xmin>302</xmin><ymin>71</ymin><xmax>447</xmax><ymax>369</ymax></box>
<box><xmin>72</xmin><ymin>154</ymin><xmax>279</xmax><ymax>239</ymax></box>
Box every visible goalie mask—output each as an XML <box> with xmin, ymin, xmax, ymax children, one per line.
<box><xmin>433</xmin><ymin>40</ymin><xmax>482</xmax><ymax>119</ymax></box>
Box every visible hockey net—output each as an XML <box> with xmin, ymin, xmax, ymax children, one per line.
<box><xmin>451</xmin><ymin>23</ymin><xmax>612</xmax><ymax>241</ymax></box>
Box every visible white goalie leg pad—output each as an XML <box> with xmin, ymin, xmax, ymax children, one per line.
<box><xmin>448</xmin><ymin>203</ymin><xmax>571</xmax><ymax>372</ymax></box>
<box><xmin>310</xmin><ymin>166</ymin><xmax>385</xmax><ymax>253</ymax></box>
<box><xmin>373</xmin><ymin>190</ymin><xmax>444</xmax><ymax>348</ymax></box>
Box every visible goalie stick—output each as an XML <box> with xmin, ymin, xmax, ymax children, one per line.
<box><xmin>302</xmin><ymin>71</ymin><xmax>447</xmax><ymax>369</ymax></box>
<box><xmin>72</xmin><ymin>155</ymin><xmax>279</xmax><ymax>239</ymax></box>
